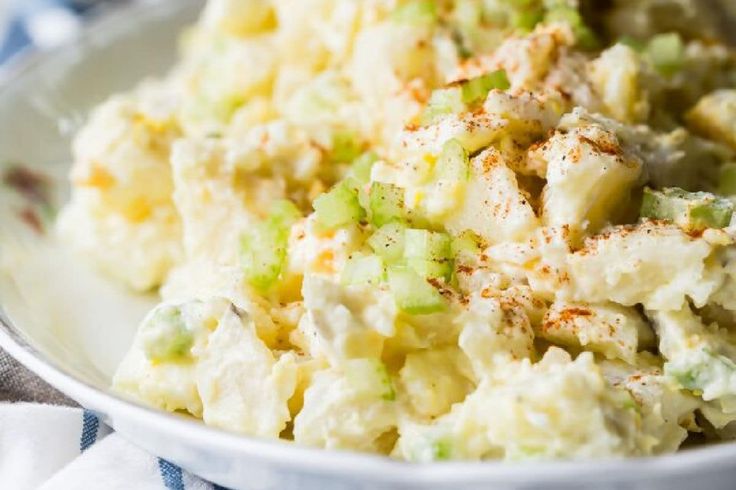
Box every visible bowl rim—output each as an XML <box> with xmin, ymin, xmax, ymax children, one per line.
<box><xmin>2</xmin><ymin>0</ymin><xmax>736</xmax><ymax>484</ymax></box>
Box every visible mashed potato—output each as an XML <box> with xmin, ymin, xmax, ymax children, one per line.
<box><xmin>58</xmin><ymin>0</ymin><xmax>736</xmax><ymax>461</ymax></box>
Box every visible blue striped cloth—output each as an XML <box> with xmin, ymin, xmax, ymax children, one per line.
<box><xmin>0</xmin><ymin>3</ymin><xmax>231</xmax><ymax>488</ymax></box>
<box><xmin>0</xmin><ymin>404</ymin><xmax>233</xmax><ymax>488</ymax></box>
<box><xmin>0</xmin><ymin>0</ymin><xmax>122</xmax><ymax>64</ymax></box>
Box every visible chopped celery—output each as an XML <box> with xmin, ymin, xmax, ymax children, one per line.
<box><xmin>645</xmin><ymin>33</ymin><xmax>684</xmax><ymax>77</ymax></box>
<box><xmin>349</xmin><ymin>151</ymin><xmax>379</xmax><ymax>185</ymax></box>
<box><xmin>341</xmin><ymin>254</ymin><xmax>385</xmax><ymax>286</ymax></box>
<box><xmin>640</xmin><ymin>187</ymin><xmax>734</xmax><ymax>231</ymax></box>
<box><xmin>404</xmin><ymin>229</ymin><xmax>452</xmax><ymax>261</ymax></box>
<box><xmin>344</xmin><ymin>358</ymin><xmax>396</xmax><ymax>401</ymax></box>
<box><xmin>405</xmin><ymin>229</ymin><xmax>452</xmax><ymax>280</ymax></box>
<box><xmin>543</xmin><ymin>4</ymin><xmax>579</xmax><ymax>23</ymax></box>
<box><xmin>392</xmin><ymin>0</ymin><xmax>438</xmax><ymax>24</ymax></box>
<box><xmin>408</xmin><ymin>435</ymin><xmax>455</xmax><ymax>462</ymax></box>
<box><xmin>241</xmin><ymin>200</ymin><xmax>301</xmax><ymax>292</ymax></box>
<box><xmin>241</xmin><ymin>226</ymin><xmax>288</xmax><ymax>291</ymax></box>
<box><xmin>142</xmin><ymin>306</ymin><xmax>194</xmax><ymax>363</ymax></box>
<box><xmin>461</xmin><ymin>69</ymin><xmax>511</xmax><ymax>105</ymax></box>
<box><xmin>436</xmin><ymin>139</ymin><xmax>470</xmax><ymax>181</ymax></box>
<box><xmin>666</xmin><ymin>349</ymin><xmax>736</xmax><ymax>392</ymax></box>
<box><xmin>369</xmin><ymin>182</ymin><xmax>406</xmax><ymax>226</ymax></box>
<box><xmin>368</xmin><ymin>222</ymin><xmax>407</xmax><ymax>263</ymax></box>
<box><xmin>268</xmin><ymin>199</ymin><xmax>302</xmax><ymax>227</ymax></box>
<box><xmin>332</xmin><ymin>132</ymin><xmax>364</xmax><ymax>164</ymax></box>
<box><xmin>421</xmin><ymin>71</ymin><xmax>509</xmax><ymax>126</ymax></box>
<box><xmin>618</xmin><ymin>36</ymin><xmax>645</xmax><ymax>52</ymax></box>
<box><xmin>719</xmin><ymin>163</ymin><xmax>736</xmax><ymax>196</ymax></box>
<box><xmin>420</xmin><ymin>87</ymin><xmax>466</xmax><ymax>126</ymax></box>
<box><xmin>431</xmin><ymin>439</ymin><xmax>454</xmax><ymax>460</ymax></box>
<box><xmin>690</xmin><ymin>203</ymin><xmax>734</xmax><ymax>230</ymax></box>
<box><xmin>501</xmin><ymin>0</ymin><xmax>539</xmax><ymax>10</ymax></box>
<box><xmin>545</xmin><ymin>6</ymin><xmax>598</xmax><ymax>50</ymax></box>
<box><xmin>620</xmin><ymin>393</ymin><xmax>639</xmax><ymax>412</ymax></box>
<box><xmin>406</xmin><ymin>258</ymin><xmax>453</xmax><ymax>281</ymax></box>
<box><xmin>314</xmin><ymin>180</ymin><xmax>366</xmax><ymax>229</ymax></box>
<box><xmin>388</xmin><ymin>265</ymin><xmax>447</xmax><ymax>314</ymax></box>
<box><xmin>510</xmin><ymin>8</ymin><xmax>544</xmax><ymax>31</ymax></box>
<box><xmin>669</xmin><ymin>365</ymin><xmax>702</xmax><ymax>392</ymax></box>
<box><xmin>503</xmin><ymin>0</ymin><xmax>537</xmax><ymax>6</ymax></box>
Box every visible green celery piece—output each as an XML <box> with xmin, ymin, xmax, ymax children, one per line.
<box><xmin>620</xmin><ymin>393</ymin><xmax>639</xmax><ymax>412</ymax></box>
<box><xmin>406</xmin><ymin>258</ymin><xmax>452</xmax><ymax>280</ymax></box>
<box><xmin>460</xmin><ymin>70</ymin><xmax>511</xmax><ymax>105</ymax></box>
<box><xmin>404</xmin><ymin>229</ymin><xmax>452</xmax><ymax>261</ymax></box>
<box><xmin>240</xmin><ymin>223</ymin><xmax>286</xmax><ymax>292</ymax></box>
<box><xmin>640</xmin><ymin>187</ymin><xmax>734</xmax><ymax>231</ymax></box>
<box><xmin>142</xmin><ymin>306</ymin><xmax>194</xmax><ymax>363</ymax></box>
<box><xmin>348</xmin><ymin>153</ymin><xmax>378</xmax><ymax>213</ymax></box>
<box><xmin>241</xmin><ymin>224</ymin><xmax>288</xmax><ymax>291</ymax></box>
<box><xmin>341</xmin><ymin>254</ymin><xmax>385</xmax><ymax>286</ymax></box>
<box><xmin>420</xmin><ymin>87</ymin><xmax>466</xmax><ymax>126</ymax></box>
<box><xmin>436</xmin><ymin>139</ymin><xmax>470</xmax><ymax>181</ymax></box>
<box><xmin>314</xmin><ymin>180</ymin><xmax>366</xmax><ymax>229</ymax></box>
<box><xmin>645</xmin><ymin>33</ymin><xmax>684</xmax><ymax>77</ymax></box>
<box><xmin>392</xmin><ymin>0</ymin><xmax>439</xmax><ymax>24</ymax></box>
<box><xmin>349</xmin><ymin>151</ymin><xmax>379</xmax><ymax>185</ymax></box>
<box><xmin>720</xmin><ymin>163</ymin><xmax>736</xmax><ymax>196</ymax></box>
<box><xmin>241</xmin><ymin>199</ymin><xmax>301</xmax><ymax>292</ymax></box>
<box><xmin>388</xmin><ymin>265</ymin><xmax>447</xmax><ymax>314</ymax></box>
<box><xmin>667</xmin><ymin>349</ymin><xmax>736</xmax><ymax>392</ymax></box>
<box><xmin>669</xmin><ymin>365</ymin><xmax>702</xmax><ymax>392</ymax></box>
<box><xmin>618</xmin><ymin>36</ymin><xmax>646</xmax><ymax>52</ymax></box>
<box><xmin>545</xmin><ymin>5</ymin><xmax>598</xmax><ymax>50</ymax></box>
<box><xmin>369</xmin><ymin>181</ymin><xmax>406</xmax><ymax>226</ymax></box>
<box><xmin>690</xmin><ymin>202</ymin><xmax>735</xmax><ymax>230</ymax></box>
<box><xmin>368</xmin><ymin>222</ymin><xmax>407</xmax><ymax>263</ymax></box>
<box><xmin>503</xmin><ymin>0</ymin><xmax>537</xmax><ymax>6</ymax></box>
<box><xmin>268</xmin><ymin>199</ymin><xmax>302</xmax><ymax>227</ymax></box>
<box><xmin>510</xmin><ymin>8</ymin><xmax>544</xmax><ymax>31</ymax></box>
<box><xmin>420</xmin><ymin>70</ymin><xmax>509</xmax><ymax>126</ymax></box>
<box><xmin>332</xmin><ymin>132</ymin><xmax>364</xmax><ymax>164</ymax></box>
<box><xmin>344</xmin><ymin>358</ymin><xmax>396</xmax><ymax>401</ymax></box>
<box><xmin>431</xmin><ymin>439</ymin><xmax>453</xmax><ymax>460</ymax></box>
<box><xmin>404</xmin><ymin>228</ymin><xmax>453</xmax><ymax>280</ymax></box>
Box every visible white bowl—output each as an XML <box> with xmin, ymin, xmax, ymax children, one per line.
<box><xmin>2</xmin><ymin>1</ymin><xmax>736</xmax><ymax>488</ymax></box>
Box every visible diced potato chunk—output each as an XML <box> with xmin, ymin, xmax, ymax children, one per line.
<box><xmin>395</xmin><ymin>349</ymin><xmax>651</xmax><ymax>461</ymax></box>
<box><xmin>114</xmin><ymin>298</ymin><xmax>298</xmax><ymax>438</ymax></box>
<box><xmin>201</xmin><ymin>0</ymin><xmax>276</xmax><ymax>36</ymax></box>
<box><xmin>196</xmin><ymin>306</ymin><xmax>298</xmax><ymax>437</ymax></box>
<box><xmin>588</xmin><ymin>44</ymin><xmax>649</xmax><ymax>123</ymax></box>
<box><xmin>564</xmin><ymin>222</ymin><xmax>723</xmax><ymax>310</ymax></box>
<box><xmin>399</xmin><ymin>347</ymin><xmax>475</xmax><ymax>418</ymax></box>
<box><xmin>539</xmin><ymin>124</ymin><xmax>642</xmax><ymax>235</ymax></box>
<box><xmin>58</xmin><ymin>90</ymin><xmax>182</xmax><ymax>291</ymax></box>
<box><xmin>687</xmin><ymin>89</ymin><xmax>736</xmax><ymax>150</ymax></box>
<box><xmin>651</xmin><ymin>307</ymin><xmax>736</xmax><ymax>404</ymax></box>
<box><xmin>295</xmin><ymin>275</ymin><xmax>396</xmax><ymax>364</ymax></box>
<box><xmin>540</xmin><ymin>301</ymin><xmax>654</xmax><ymax>363</ymax></box>
<box><xmin>600</xmin><ymin>354</ymin><xmax>700</xmax><ymax>453</ymax></box>
<box><xmin>446</xmin><ymin>148</ymin><xmax>539</xmax><ymax>244</ymax></box>
<box><xmin>457</xmin><ymin>286</ymin><xmax>538</xmax><ymax>375</ymax></box>
<box><xmin>293</xmin><ymin>364</ymin><xmax>397</xmax><ymax>452</ymax></box>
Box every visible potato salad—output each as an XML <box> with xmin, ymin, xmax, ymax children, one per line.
<box><xmin>58</xmin><ymin>0</ymin><xmax>736</xmax><ymax>461</ymax></box>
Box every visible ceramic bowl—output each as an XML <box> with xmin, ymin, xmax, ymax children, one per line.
<box><xmin>2</xmin><ymin>1</ymin><xmax>736</xmax><ymax>488</ymax></box>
